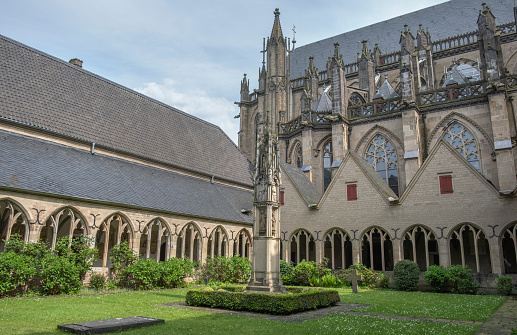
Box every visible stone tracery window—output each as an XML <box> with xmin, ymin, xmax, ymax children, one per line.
<box><xmin>366</xmin><ymin>135</ymin><xmax>399</xmax><ymax>195</ymax></box>
<box><xmin>403</xmin><ymin>226</ymin><xmax>439</xmax><ymax>271</ymax></box>
<box><xmin>323</xmin><ymin>141</ymin><xmax>333</xmax><ymax>191</ymax></box>
<box><xmin>0</xmin><ymin>200</ymin><xmax>29</xmax><ymax>251</ymax></box>
<box><xmin>290</xmin><ymin>230</ymin><xmax>316</xmax><ymax>265</ymax></box>
<box><xmin>323</xmin><ymin>229</ymin><xmax>352</xmax><ymax>270</ymax></box>
<box><xmin>139</xmin><ymin>219</ymin><xmax>170</xmax><ymax>262</ymax></box>
<box><xmin>449</xmin><ymin>224</ymin><xmax>491</xmax><ymax>273</ymax></box>
<box><xmin>361</xmin><ymin>227</ymin><xmax>393</xmax><ymax>271</ymax></box>
<box><xmin>348</xmin><ymin>92</ymin><xmax>366</xmax><ymax>107</ymax></box>
<box><xmin>233</xmin><ymin>229</ymin><xmax>251</xmax><ymax>259</ymax></box>
<box><xmin>443</xmin><ymin>122</ymin><xmax>480</xmax><ymax>171</ymax></box>
<box><xmin>502</xmin><ymin>223</ymin><xmax>517</xmax><ymax>274</ymax></box>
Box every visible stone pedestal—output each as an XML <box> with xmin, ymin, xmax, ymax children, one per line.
<box><xmin>246</xmin><ymin>237</ymin><xmax>287</xmax><ymax>293</ymax></box>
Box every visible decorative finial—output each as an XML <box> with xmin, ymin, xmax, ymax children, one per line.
<box><xmin>274</xmin><ymin>8</ymin><xmax>280</xmax><ymax>16</ymax></box>
<box><xmin>404</xmin><ymin>24</ymin><xmax>409</xmax><ymax>33</ymax></box>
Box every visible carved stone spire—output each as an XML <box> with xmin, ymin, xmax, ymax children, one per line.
<box><xmin>246</xmin><ymin>110</ymin><xmax>286</xmax><ymax>294</ymax></box>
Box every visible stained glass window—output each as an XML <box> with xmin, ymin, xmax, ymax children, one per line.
<box><xmin>443</xmin><ymin>123</ymin><xmax>480</xmax><ymax>171</ymax></box>
<box><xmin>366</xmin><ymin>135</ymin><xmax>399</xmax><ymax>195</ymax></box>
<box><xmin>323</xmin><ymin>142</ymin><xmax>333</xmax><ymax>191</ymax></box>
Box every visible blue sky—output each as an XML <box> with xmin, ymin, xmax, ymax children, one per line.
<box><xmin>1</xmin><ymin>0</ymin><xmax>447</xmax><ymax>143</ymax></box>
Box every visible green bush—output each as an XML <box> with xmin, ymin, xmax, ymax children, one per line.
<box><xmin>334</xmin><ymin>263</ymin><xmax>385</xmax><ymax>288</ymax></box>
<box><xmin>424</xmin><ymin>265</ymin><xmax>448</xmax><ymax>292</ymax></box>
<box><xmin>446</xmin><ymin>265</ymin><xmax>478</xmax><ymax>294</ymax></box>
<box><xmin>109</xmin><ymin>241</ymin><xmax>138</xmax><ymax>279</ymax></box>
<box><xmin>280</xmin><ymin>260</ymin><xmax>294</xmax><ymax>282</ymax></box>
<box><xmin>159</xmin><ymin>257</ymin><xmax>194</xmax><ymax>288</ymax></box>
<box><xmin>375</xmin><ymin>272</ymin><xmax>390</xmax><ymax>288</ymax></box>
<box><xmin>186</xmin><ymin>287</ymin><xmax>340</xmax><ymax>315</ymax></box>
<box><xmin>120</xmin><ymin>258</ymin><xmax>161</xmax><ymax>290</ymax></box>
<box><xmin>288</xmin><ymin>260</ymin><xmax>318</xmax><ymax>286</ymax></box>
<box><xmin>89</xmin><ymin>273</ymin><xmax>106</xmax><ymax>291</ymax></box>
<box><xmin>393</xmin><ymin>260</ymin><xmax>420</xmax><ymax>291</ymax></box>
<box><xmin>0</xmin><ymin>251</ymin><xmax>36</xmax><ymax>297</ymax></box>
<box><xmin>199</xmin><ymin>255</ymin><xmax>252</xmax><ymax>284</ymax></box>
<box><xmin>39</xmin><ymin>254</ymin><xmax>83</xmax><ymax>295</ymax></box>
<box><xmin>321</xmin><ymin>274</ymin><xmax>337</xmax><ymax>287</ymax></box>
<box><xmin>496</xmin><ymin>275</ymin><xmax>514</xmax><ymax>296</ymax></box>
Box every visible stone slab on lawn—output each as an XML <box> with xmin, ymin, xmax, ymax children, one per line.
<box><xmin>58</xmin><ymin>316</ymin><xmax>164</xmax><ymax>334</ymax></box>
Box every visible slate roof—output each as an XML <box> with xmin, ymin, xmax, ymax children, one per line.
<box><xmin>289</xmin><ymin>0</ymin><xmax>514</xmax><ymax>78</ymax></box>
<box><xmin>0</xmin><ymin>130</ymin><xmax>253</xmax><ymax>224</ymax></box>
<box><xmin>373</xmin><ymin>78</ymin><xmax>399</xmax><ymax>100</ymax></box>
<box><xmin>311</xmin><ymin>89</ymin><xmax>332</xmax><ymax>112</ymax></box>
<box><xmin>0</xmin><ymin>34</ymin><xmax>253</xmax><ymax>187</ymax></box>
<box><xmin>280</xmin><ymin>161</ymin><xmax>321</xmax><ymax>205</ymax></box>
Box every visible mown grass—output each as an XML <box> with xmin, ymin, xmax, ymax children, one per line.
<box><xmin>0</xmin><ymin>287</ymin><xmax>504</xmax><ymax>335</ymax></box>
<box><xmin>338</xmin><ymin>288</ymin><xmax>508</xmax><ymax>321</ymax></box>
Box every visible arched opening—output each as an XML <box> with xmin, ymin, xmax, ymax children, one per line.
<box><xmin>449</xmin><ymin>224</ymin><xmax>491</xmax><ymax>273</ymax></box>
<box><xmin>323</xmin><ymin>141</ymin><xmax>333</xmax><ymax>192</ymax></box>
<box><xmin>323</xmin><ymin>229</ymin><xmax>352</xmax><ymax>269</ymax></box>
<box><xmin>94</xmin><ymin>214</ymin><xmax>133</xmax><ymax>268</ymax></box>
<box><xmin>366</xmin><ymin>135</ymin><xmax>399</xmax><ymax>196</ymax></box>
<box><xmin>41</xmin><ymin>207</ymin><xmax>87</xmax><ymax>249</ymax></box>
<box><xmin>348</xmin><ymin>92</ymin><xmax>366</xmax><ymax>106</ymax></box>
<box><xmin>233</xmin><ymin>229</ymin><xmax>251</xmax><ymax>259</ymax></box>
<box><xmin>501</xmin><ymin>223</ymin><xmax>517</xmax><ymax>274</ymax></box>
<box><xmin>176</xmin><ymin>223</ymin><xmax>202</xmax><ymax>262</ymax></box>
<box><xmin>361</xmin><ymin>227</ymin><xmax>393</xmax><ymax>271</ymax></box>
<box><xmin>403</xmin><ymin>226</ymin><xmax>439</xmax><ymax>271</ymax></box>
<box><xmin>443</xmin><ymin>122</ymin><xmax>480</xmax><ymax>171</ymax></box>
<box><xmin>0</xmin><ymin>200</ymin><xmax>29</xmax><ymax>251</ymax></box>
<box><xmin>139</xmin><ymin>219</ymin><xmax>169</xmax><ymax>262</ymax></box>
<box><xmin>290</xmin><ymin>230</ymin><xmax>316</xmax><ymax>265</ymax></box>
<box><xmin>207</xmin><ymin>226</ymin><xmax>228</xmax><ymax>257</ymax></box>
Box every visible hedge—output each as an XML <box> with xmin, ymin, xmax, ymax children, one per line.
<box><xmin>185</xmin><ymin>287</ymin><xmax>340</xmax><ymax>315</ymax></box>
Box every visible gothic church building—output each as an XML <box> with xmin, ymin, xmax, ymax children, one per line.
<box><xmin>238</xmin><ymin>0</ymin><xmax>517</xmax><ymax>277</ymax></box>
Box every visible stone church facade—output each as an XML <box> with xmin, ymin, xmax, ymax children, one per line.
<box><xmin>0</xmin><ymin>34</ymin><xmax>254</xmax><ymax>271</ymax></box>
<box><xmin>237</xmin><ymin>1</ymin><xmax>517</xmax><ymax>276</ymax></box>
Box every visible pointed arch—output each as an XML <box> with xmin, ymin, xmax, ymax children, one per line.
<box><xmin>360</xmin><ymin>226</ymin><xmax>393</xmax><ymax>271</ymax></box>
<box><xmin>94</xmin><ymin>212</ymin><xmax>134</xmax><ymax>268</ymax></box>
<box><xmin>0</xmin><ymin>198</ymin><xmax>30</xmax><ymax>251</ymax></box>
<box><xmin>289</xmin><ymin>229</ymin><xmax>316</xmax><ymax>265</ymax></box>
<box><xmin>207</xmin><ymin>225</ymin><xmax>229</xmax><ymax>257</ymax></box>
<box><xmin>314</xmin><ymin>134</ymin><xmax>333</xmax><ymax>157</ymax></box>
<box><xmin>500</xmin><ymin>221</ymin><xmax>517</xmax><ymax>274</ymax></box>
<box><xmin>355</xmin><ymin>125</ymin><xmax>404</xmax><ymax>153</ymax></box>
<box><xmin>139</xmin><ymin>217</ymin><xmax>171</xmax><ymax>262</ymax></box>
<box><xmin>40</xmin><ymin>206</ymin><xmax>88</xmax><ymax>249</ymax></box>
<box><xmin>401</xmin><ymin>225</ymin><xmax>439</xmax><ymax>270</ymax></box>
<box><xmin>448</xmin><ymin>223</ymin><xmax>491</xmax><ymax>273</ymax></box>
<box><xmin>427</xmin><ymin>112</ymin><xmax>493</xmax><ymax>151</ymax></box>
<box><xmin>348</xmin><ymin>92</ymin><xmax>366</xmax><ymax>107</ymax></box>
<box><xmin>322</xmin><ymin>227</ymin><xmax>352</xmax><ymax>270</ymax></box>
<box><xmin>233</xmin><ymin>228</ymin><xmax>251</xmax><ymax>259</ymax></box>
<box><xmin>287</xmin><ymin>139</ymin><xmax>303</xmax><ymax>168</ymax></box>
<box><xmin>176</xmin><ymin>221</ymin><xmax>203</xmax><ymax>262</ymax></box>
<box><xmin>363</xmin><ymin>133</ymin><xmax>401</xmax><ymax>196</ymax></box>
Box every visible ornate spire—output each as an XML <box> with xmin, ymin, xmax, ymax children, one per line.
<box><xmin>270</xmin><ymin>8</ymin><xmax>284</xmax><ymax>42</ymax></box>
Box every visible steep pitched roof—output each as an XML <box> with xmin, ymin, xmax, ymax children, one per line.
<box><xmin>0</xmin><ymin>130</ymin><xmax>253</xmax><ymax>224</ymax></box>
<box><xmin>311</xmin><ymin>89</ymin><xmax>332</xmax><ymax>112</ymax></box>
<box><xmin>373</xmin><ymin>77</ymin><xmax>399</xmax><ymax>100</ymax></box>
<box><xmin>280</xmin><ymin>161</ymin><xmax>321</xmax><ymax>205</ymax></box>
<box><xmin>0</xmin><ymin>34</ymin><xmax>253</xmax><ymax>186</ymax></box>
<box><xmin>289</xmin><ymin>0</ymin><xmax>514</xmax><ymax>78</ymax></box>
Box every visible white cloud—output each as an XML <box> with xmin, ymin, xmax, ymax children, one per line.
<box><xmin>135</xmin><ymin>79</ymin><xmax>240</xmax><ymax>144</ymax></box>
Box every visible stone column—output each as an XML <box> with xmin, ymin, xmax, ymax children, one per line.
<box><xmin>351</xmin><ymin>239</ymin><xmax>361</xmax><ymax>265</ymax></box>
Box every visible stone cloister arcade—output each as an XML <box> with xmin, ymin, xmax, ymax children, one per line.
<box><xmin>281</xmin><ymin>223</ymin><xmax>517</xmax><ymax>274</ymax></box>
<box><xmin>0</xmin><ymin>198</ymin><xmax>252</xmax><ymax>267</ymax></box>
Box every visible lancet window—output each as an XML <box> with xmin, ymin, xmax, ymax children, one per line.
<box><xmin>294</xmin><ymin>143</ymin><xmax>303</xmax><ymax>169</ymax></box>
<box><xmin>443</xmin><ymin>122</ymin><xmax>480</xmax><ymax>171</ymax></box>
<box><xmin>0</xmin><ymin>200</ymin><xmax>29</xmax><ymax>251</ymax></box>
<box><xmin>139</xmin><ymin>219</ymin><xmax>170</xmax><ymax>262</ymax></box>
<box><xmin>361</xmin><ymin>227</ymin><xmax>393</xmax><ymax>271</ymax></box>
<box><xmin>501</xmin><ymin>223</ymin><xmax>517</xmax><ymax>274</ymax></box>
<box><xmin>366</xmin><ymin>135</ymin><xmax>399</xmax><ymax>195</ymax></box>
<box><xmin>40</xmin><ymin>207</ymin><xmax>87</xmax><ymax>249</ymax></box>
<box><xmin>449</xmin><ymin>224</ymin><xmax>491</xmax><ymax>273</ymax></box>
<box><xmin>290</xmin><ymin>230</ymin><xmax>316</xmax><ymax>265</ymax></box>
<box><xmin>176</xmin><ymin>222</ymin><xmax>202</xmax><ymax>262</ymax></box>
<box><xmin>233</xmin><ymin>229</ymin><xmax>251</xmax><ymax>258</ymax></box>
<box><xmin>323</xmin><ymin>229</ymin><xmax>352</xmax><ymax>270</ymax></box>
<box><xmin>323</xmin><ymin>141</ymin><xmax>333</xmax><ymax>192</ymax></box>
<box><xmin>403</xmin><ymin>226</ymin><xmax>439</xmax><ymax>271</ymax></box>
<box><xmin>207</xmin><ymin>225</ymin><xmax>228</xmax><ymax>257</ymax></box>
<box><xmin>95</xmin><ymin>214</ymin><xmax>132</xmax><ymax>267</ymax></box>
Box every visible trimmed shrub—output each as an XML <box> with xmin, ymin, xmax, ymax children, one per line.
<box><xmin>186</xmin><ymin>288</ymin><xmax>340</xmax><ymax>315</ymax></box>
<box><xmin>120</xmin><ymin>259</ymin><xmax>161</xmax><ymax>290</ymax></box>
<box><xmin>393</xmin><ymin>260</ymin><xmax>420</xmax><ymax>291</ymax></box>
<box><xmin>159</xmin><ymin>257</ymin><xmax>194</xmax><ymax>288</ymax></box>
<box><xmin>39</xmin><ymin>254</ymin><xmax>83</xmax><ymax>295</ymax></box>
<box><xmin>424</xmin><ymin>265</ymin><xmax>448</xmax><ymax>292</ymax></box>
<box><xmin>496</xmin><ymin>275</ymin><xmax>514</xmax><ymax>296</ymax></box>
<box><xmin>0</xmin><ymin>251</ymin><xmax>36</xmax><ymax>297</ymax></box>
<box><xmin>89</xmin><ymin>273</ymin><xmax>106</xmax><ymax>291</ymax></box>
<box><xmin>446</xmin><ymin>265</ymin><xmax>478</xmax><ymax>294</ymax></box>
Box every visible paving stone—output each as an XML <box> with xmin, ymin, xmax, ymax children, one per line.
<box><xmin>58</xmin><ymin>316</ymin><xmax>164</xmax><ymax>334</ymax></box>
<box><xmin>475</xmin><ymin>298</ymin><xmax>517</xmax><ymax>335</ymax></box>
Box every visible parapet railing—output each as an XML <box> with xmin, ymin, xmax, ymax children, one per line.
<box><xmin>348</xmin><ymin>97</ymin><xmax>403</xmax><ymax>119</ymax></box>
<box><xmin>417</xmin><ymin>80</ymin><xmax>485</xmax><ymax>105</ymax></box>
<box><xmin>279</xmin><ymin>111</ymin><xmax>333</xmax><ymax>134</ymax></box>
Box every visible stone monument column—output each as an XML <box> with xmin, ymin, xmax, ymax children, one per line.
<box><xmin>246</xmin><ymin>111</ymin><xmax>287</xmax><ymax>294</ymax></box>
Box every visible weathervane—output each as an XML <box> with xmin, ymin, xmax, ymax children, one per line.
<box><xmin>292</xmin><ymin>25</ymin><xmax>296</xmax><ymax>49</ymax></box>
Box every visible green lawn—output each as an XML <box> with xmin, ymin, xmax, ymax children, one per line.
<box><xmin>0</xmin><ymin>288</ymin><xmax>505</xmax><ymax>335</ymax></box>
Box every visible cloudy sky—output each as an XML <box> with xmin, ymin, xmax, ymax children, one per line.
<box><xmin>1</xmin><ymin>0</ymin><xmax>447</xmax><ymax>143</ymax></box>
